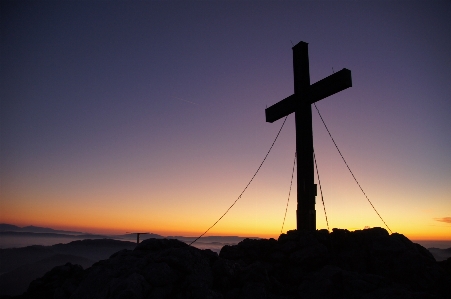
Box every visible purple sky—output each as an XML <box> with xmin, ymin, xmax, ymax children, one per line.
<box><xmin>1</xmin><ymin>1</ymin><xmax>450</xmax><ymax>238</ymax></box>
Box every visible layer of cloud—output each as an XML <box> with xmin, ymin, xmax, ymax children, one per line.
<box><xmin>434</xmin><ymin>217</ymin><xmax>451</xmax><ymax>224</ymax></box>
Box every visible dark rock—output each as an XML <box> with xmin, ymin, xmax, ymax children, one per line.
<box><xmin>289</xmin><ymin>242</ymin><xmax>329</xmax><ymax>270</ymax></box>
<box><xmin>12</xmin><ymin>230</ymin><xmax>451</xmax><ymax>299</ymax></box>
<box><xmin>438</xmin><ymin>256</ymin><xmax>451</xmax><ymax>275</ymax></box>
<box><xmin>0</xmin><ymin>245</ymin><xmax>54</xmax><ymax>273</ymax></box>
<box><xmin>135</xmin><ymin>238</ymin><xmax>188</xmax><ymax>252</ymax></box>
<box><xmin>25</xmin><ymin>263</ymin><xmax>84</xmax><ymax>299</ymax></box>
<box><xmin>0</xmin><ymin>254</ymin><xmax>93</xmax><ymax>297</ymax></box>
<box><xmin>0</xmin><ymin>238</ymin><xmax>136</xmax><ymax>296</ymax></box>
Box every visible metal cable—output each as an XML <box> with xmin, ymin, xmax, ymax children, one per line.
<box><xmin>313</xmin><ymin>103</ymin><xmax>392</xmax><ymax>233</ymax></box>
<box><xmin>313</xmin><ymin>148</ymin><xmax>330</xmax><ymax>231</ymax></box>
<box><xmin>281</xmin><ymin>152</ymin><xmax>296</xmax><ymax>234</ymax></box>
<box><xmin>190</xmin><ymin>115</ymin><xmax>289</xmax><ymax>245</ymax></box>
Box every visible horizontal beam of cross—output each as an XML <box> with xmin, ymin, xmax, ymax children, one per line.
<box><xmin>265</xmin><ymin>68</ymin><xmax>352</xmax><ymax>123</ymax></box>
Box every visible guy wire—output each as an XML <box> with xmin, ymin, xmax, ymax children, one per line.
<box><xmin>190</xmin><ymin>115</ymin><xmax>289</xmax><ymax>245</ymax></box>
<box><xmin>313</xmin><ymin>103</ymin><xmax>392</xmax><ymax>233</ymax></box>
<box><xmin>281</xmin><ymin>151</ymin><xmax>296</xmax><ymax>234</ymax></box>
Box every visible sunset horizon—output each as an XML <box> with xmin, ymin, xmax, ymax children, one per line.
<box><xmin>2</xmin><ymin>221</ymin><xmax>450</xmax><ymax>242</ymax></box>
<box><xmin>1</xmin><ymin>1</ymin><xmax>450</xmax><ymax>247</ymax></box>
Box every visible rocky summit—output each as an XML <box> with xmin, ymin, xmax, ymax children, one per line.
<box><xmin>13</xmin><ymin>228</ymin><xmax>451</xmax><ymax>299</ymax></box>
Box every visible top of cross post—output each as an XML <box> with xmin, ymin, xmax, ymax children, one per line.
<box><xmin>292</xmin><ymin>41</ymin><xmax>308</xmax><ymax>51</ymax></box>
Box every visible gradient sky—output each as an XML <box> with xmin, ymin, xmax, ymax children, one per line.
<box><xmin>1</xmin><ymin>1</ymin><xmax>450</xmax><ymax>240</ymax></box>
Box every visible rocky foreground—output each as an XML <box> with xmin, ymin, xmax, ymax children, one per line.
<box><xmin>13</xmin><ymin>228</ymin><xmax>451</xmax><ymax>299</ymax></box>
<box><xmin>0</xmin><ymin>239</ymin><xmax>137</xmax><ymax>297</ymax></box>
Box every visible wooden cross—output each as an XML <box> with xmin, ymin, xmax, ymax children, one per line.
<box><xmin>265</xmin><ymin>41</ymin><xmax>352</xmax><ymax>231</ymax></box>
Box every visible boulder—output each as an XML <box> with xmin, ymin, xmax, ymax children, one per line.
<box><xmin>14</xmin><ymin>228</ymin><xmax>451</xmax><ymax>299</ymax></box>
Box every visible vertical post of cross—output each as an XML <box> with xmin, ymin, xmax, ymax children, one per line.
<box><xmin>265</xmin><ymin>41</ymin><xmax>351</xmax><ymax>232</ymax></box>
<box><xmin>293</xmin><ymin>42</ymin><xmax>316</xmax><ymax>231</ymax></box>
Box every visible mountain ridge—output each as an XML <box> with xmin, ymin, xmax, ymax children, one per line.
<box><xmin>10</xmin><ymin>227</ymin><xmax>451</xmax><ymax>299</ymax></box>
<box><xmin>0</xmin><ymin>224</ymin><xmax>83</xmax><ymax>235</ymax></box>
<box><xmin>0</xmin><ymin>239</ymin><xmax>136</xmax><ymax>297</ymax></box>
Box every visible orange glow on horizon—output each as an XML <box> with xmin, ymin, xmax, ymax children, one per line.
<box><xmin>2</xmin><ymin>189</ymin><xmax>449</xmax><ymax>240</ymax></box>
<box><xmin>2</xmin><ymin>216</ymin><xmax>450</xmax><ymax>241</ymax></box>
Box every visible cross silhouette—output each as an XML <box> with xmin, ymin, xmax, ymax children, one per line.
<box><xmin>265</xmin><ymin>41</ymin><xmax>352</xmax><ymax>231</ymax></box>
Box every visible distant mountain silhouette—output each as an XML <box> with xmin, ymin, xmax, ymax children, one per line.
<box><xmin>0</xmin><ymin>224</ymin><xmax>165</xmax><ymax>242</ymax></box>
<box><xmin>0</xmin><ymin>224</ymin><xmax>21</xmax><ymax>231</ymax></box>
<box><xmin>0</xmin><ymin>239</ymin><xmax>136</xmax><ymax>297</ymax></box>
<box><xmin>0</xmin><ymin>231</ymin><xmax>109</xmax><ymax>239</ymax></box>
<box><xmin>428</xmin><ymin>247</ymin><xmax>451</xmax><ymax>261</ymax></box>
<box><xmin>10</xmin><ymin>228</ymin><xmax>451</xmax><ymax>299</ymax></box>
<box><xmin>0</xmin><ymin>224</ymin><xmax>83</xmax><ymax>235</ymax></box>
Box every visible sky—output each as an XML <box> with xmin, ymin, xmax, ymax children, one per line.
<box><xmin>1</xmin><ymin>1</ymin><xmax>450</xmax><ymax>240</ymax></box>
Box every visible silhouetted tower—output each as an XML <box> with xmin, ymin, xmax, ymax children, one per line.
<box><xmin>265</xmin><ymin>41</ymin><xmax>352</xmax><ymax>231</ymax></box>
